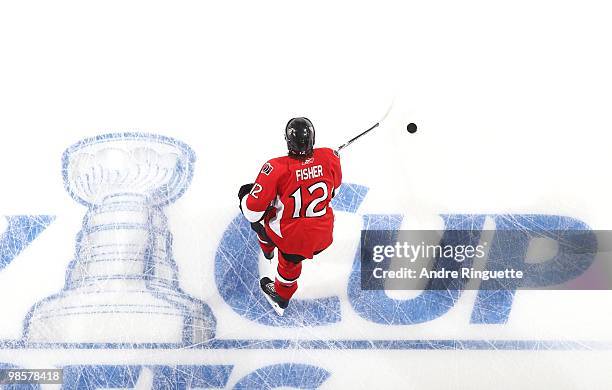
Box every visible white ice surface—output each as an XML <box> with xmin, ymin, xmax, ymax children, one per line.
<box><xmin>1</xmin><ymin>1</ymin><xmax>612</xmax><ymax>388</ymax></box>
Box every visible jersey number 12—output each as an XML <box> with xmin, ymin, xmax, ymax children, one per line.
<box><xmin>289</xmin><ymin>182</ymin><xmax>329</xmax><ymax>218</ymax></box>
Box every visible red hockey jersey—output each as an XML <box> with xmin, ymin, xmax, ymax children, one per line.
<box><xmin>241</xmin><ymin>147</ymin><xmax>342</xmax><ymax>258</ymax></box>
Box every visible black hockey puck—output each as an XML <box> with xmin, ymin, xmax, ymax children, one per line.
<box><xmin>407</xmin><ymin>123</ymin><xmax>417</xmax><ymax>133</ymax></box>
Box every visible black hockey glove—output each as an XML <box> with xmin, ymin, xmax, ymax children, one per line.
<box><xmin>238</xmin><ymin>183</ymin><xmax>254</xmax><ymax>201</ymax></box>
<box><xmin>238</xmin><ymin>183</ymin><xmax>254</xmax><ymax>213</ymax></box>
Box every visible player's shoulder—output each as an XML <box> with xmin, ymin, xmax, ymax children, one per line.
<box><xmin>313</xmin><ymin>147</ymin><xmax>340</xmax><ymax>163</ymax></box>
<box><xmin>314</xmin><ymin>147</ymin><xmax>339</xmax><ymax>160</ymax></box>
<box><xmin>267</xmin><ymin>155</ymin><xmax>294</xmax><ymax>166</ymax></box>
<box><xmin>258</xmin><ymin>155</ymin><xmax>290</xmax><ymax>176</ymax></box>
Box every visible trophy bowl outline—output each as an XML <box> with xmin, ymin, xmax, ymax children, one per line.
<box><xmin>62</xmin><ymin>132</ymin><xmax>196</xmax><ymax>207</ymax></box>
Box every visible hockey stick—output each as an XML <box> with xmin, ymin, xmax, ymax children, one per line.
<box><xmin>337</xmin><ymin>100</ymin><xmax>394</xmax><ymax>152</ymax></box>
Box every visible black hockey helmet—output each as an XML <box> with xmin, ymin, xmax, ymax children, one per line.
<box><xmin>285</xmin><ymin>117</ymin><xmax>315</xmax><ymax>158</ymax></box>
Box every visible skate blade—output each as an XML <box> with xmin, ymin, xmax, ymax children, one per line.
<box><xmin>262</xmin><ymin>291</ymin><xmax>285</xmax><ymax>316</ymax></box>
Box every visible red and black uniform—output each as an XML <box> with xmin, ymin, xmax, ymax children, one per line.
<box><xmin>240</xmin><ymin>147</ymin><xmax>342</xmax><ymax>300</ymax></box>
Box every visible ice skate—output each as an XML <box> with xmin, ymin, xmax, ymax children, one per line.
<box><xmin>260</xmin><ymin>277</ymin><xmax>289</xmax><ymax>316</ymax></box>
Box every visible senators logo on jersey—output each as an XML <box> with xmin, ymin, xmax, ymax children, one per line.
<box><xmin>261</xmin><ymin>162</ymin><xmax>274</xmax><ymax>175</ymax></box>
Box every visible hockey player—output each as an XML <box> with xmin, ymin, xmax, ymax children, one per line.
<box><xmin>238</xmin><ymin>117</ymin><xmax>342</xmax><ymax>316</ymax></box>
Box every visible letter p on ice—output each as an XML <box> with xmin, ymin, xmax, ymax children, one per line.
<box><xmin>472</xmin><ymin>215</ymin><xmax>598</xmax><ymax>324</ymax></box>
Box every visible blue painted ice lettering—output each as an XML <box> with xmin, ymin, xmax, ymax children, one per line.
<box><xmin>349</xmin><ymin>214</ymin><xmax>485</xmax><ymax>324</ymax></box>
<box><xmin>470</xmin><ymin>215</ymin><xmax>597</xmax><ymax>324</ymax></box>
<box><xmin>233</xmin><ymin>363</ymin><xmax>330</xmax><ymax>389</ymax></box>
<box><xmin>0</xmin><ymin>215</ymin><xmax>55</xmax><ymax>271</ymax></box>
<box><xmin>61</xmin><ymin>365</ymin><xmax>233</xmax><ymax>389</ymax></box>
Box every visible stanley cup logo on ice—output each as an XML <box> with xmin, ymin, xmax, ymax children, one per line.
<box><xmin>24</xmin><ymin>133</ymin><xmax>216</xmax><ymax>344</ymax></box>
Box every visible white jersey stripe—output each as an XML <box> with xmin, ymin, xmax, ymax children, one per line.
<box><xmin>241</xmin><ymin>195</ymin><xmax>265</xmax><ymax>223</ymax></box>
<box><xmin>269</xmin><ymin>195</ymin><xmax>284</xmax><ymax>238</ymax></box>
